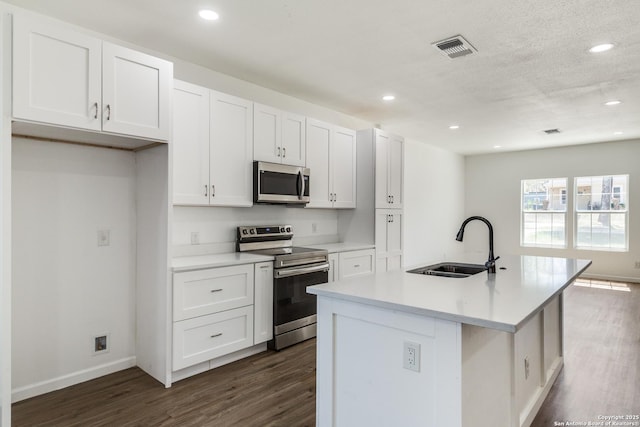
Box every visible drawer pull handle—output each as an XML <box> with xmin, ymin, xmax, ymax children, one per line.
<box><xmin>210</xmin><ymin>333</ymin><xmax>223</xmax><ymax>338</ymax></box>
<box><xmin>354</xmin><ymin>264</ymin><xmax>360</xmax><ymax>268</ymax></box>
<box><xmin>210</xmin><ymin>288</ymin><xmax>223</xmax><ymax>293</ymax></box>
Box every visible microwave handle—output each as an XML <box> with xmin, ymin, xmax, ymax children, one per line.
<box><xmin>297</xmin><ymin>169</ymin><xmax>305</xmax><ymax>200</ymax></box>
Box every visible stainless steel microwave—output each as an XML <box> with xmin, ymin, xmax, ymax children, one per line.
<box><xmin>253</xmin><ymin>161</ymin><xmax>310</xmax><ymax>205</ymax></box>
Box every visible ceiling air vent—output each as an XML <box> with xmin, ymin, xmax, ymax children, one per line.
<box><xmin>543</xmin><ymin>128</ymin><xmax>561</xmax><ymax>134</ymax></box>
<box><xmin>432</xmin><ymin>35</ymin><xmax>477</xmax><ymax>59</ymax></box>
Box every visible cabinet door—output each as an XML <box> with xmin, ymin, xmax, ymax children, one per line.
<box><xmin>388</xmin><ymin>135</ymin><xmax>404</xmax><ymax>208</ymax></box>
<box><xmin>374</xmin><ymin>131</ymin><xmax>391</xmax><ymax>208</ymax></box>
<box><xmin>253</xmin><ymin>103</ymin><xmax>282</xmax><ymax>164</ymax></box>
<box><xmin>173</xmin><ymin>306</ymin><xmax>253</xmax><ymax>371</ymax></box>
<box><xmin>172</xmin><ymin>80</ymin><xmax>210</xmax><ymax>205</ymax></box>
<box><xmin>387</xmin><ymin>212</ymin><xmax>403</xmax><ymax>255</ymax></box>
<box><xmin>281</xmin><ymin>112</ymin><xmax>306</xmax><ymax>166</ymax></box>
<box><xmin>375</xmin><ymin>210</ymin><xmax>390</xmax><ymax>256</ymax></box>
<box><xmin>102</xmin><ymin>42</ymin><xmax>172</xmax><ymax>141</ymax></box>
<box><xmin>209</xmin><ymin>91</ymin><xmax>254</xmax><ymax>207</ymax></box>
<box><xmin>13</xmin><ymin>13</ymin><xmax>102</xmax><ymax>131</ymax></box>
<box><xmin>338</xmin><ymin>249</ymin><xmax>375</xmax><ymax>279</ymax></box>
<box><xmin>173</xmin><ymin>264</ymin><xmax>254</xmax><ymax>321</ymax></box>
<box><xmin>306</xmin><ymin>118</ymin><xmax>332</xmax><ymax>208</ymax></box>
<box><xmin>328</xmin><ymin>253</ymin><xmax>339</xmax><ymax>283</ymax></box>
<box><xmin>332</xmin><ymin>126</ymin><xmax>357</xmax><ymax>209</ymax></box>
<box><xmin>254</xmin><ymin>262</ymin><xmax>274</xmax><ymax>345</ymax></box>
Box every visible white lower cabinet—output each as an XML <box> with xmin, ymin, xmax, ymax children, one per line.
<box><xmin>338</xmin><ymin>249</ymin><xmax>375</xmax><ymax>279</ymax></box>
<box><xmin>172</xmin><ymin>262</ymin><xmax>266</xmax><ymax>373</ymax></box>
<box><xmin>328</xmin><ymin>249</ymin><xmax>375</xmax><ymax>282</ymax></box>
<box><xmin>254</xmin><ymin>262</ymin><xmax>274</xmax><ymax>344</ymax></box>
<box><xmin>173</xmin><ymin>306</ymin><xmax>253</xmax><ymax>371</ymax></box>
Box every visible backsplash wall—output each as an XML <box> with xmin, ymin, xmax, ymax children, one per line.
<box><xmin>172</xmin><ymin>205</ymin><xmax>339</xmax><ymax>256</ymax></box>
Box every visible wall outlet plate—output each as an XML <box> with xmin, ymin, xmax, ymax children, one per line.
<box><xmin>93</xmin><ymin>333</ymin><xmax>110</xmax><ymax>355</ymax></box>
<box><xmin>403</xmin><ymin>341</ymin><xmax>421</xmax><ymax>372</ymax></box>
<box><xmin>97</xmin><ymin>229</ymin><xmax>110</xmax><ymax>247</ymax></box>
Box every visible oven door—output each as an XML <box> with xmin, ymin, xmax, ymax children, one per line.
<box><xmin>273</xmin><ymin>262</ymin><xmax>329</xmax><ymax>333</ymax></box>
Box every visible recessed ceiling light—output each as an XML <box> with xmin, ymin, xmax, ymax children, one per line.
<box><xmin>199</xmin><ymin>9</ymin><xmax>219</xmax><ymax>20</ymax></box>
<box><xmin>382</xmin><ymin>95</ymin><xmax>395</xmax><ymax>101</ymax></box>
<box><xmin>613</xmin><ymin>131</ymin><xmax>624</xmax><ymax>135</ymax></box>
<box><xmin>589</xmin><ymin>43</ymin><xmax>614</xmax><ymax>53</ymax></box>
<box><xmin>493</xmin><ymin>145</ymin><xmax>502</xmax><ymax>149</ymax></box>
<box><xmin>604</xmin><ymin>100</ymin><xmax>621</xmax><ymax>106</ymax></box>
<box><xmin>449</xmin><ymin>125</ymin><xmax>460</xmax><ymax>130</ymax></box>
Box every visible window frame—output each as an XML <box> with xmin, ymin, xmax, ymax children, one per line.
<box><xmin>520</xmin><ymin>177</ymin><xmax>568</xmax><ymax>248</ymax></box>
<box><xmin>573</xmin><ymin>174</ymin><xmax>629</xmax><ymax>252</ymax></box>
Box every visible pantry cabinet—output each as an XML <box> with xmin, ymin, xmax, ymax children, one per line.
<box><xmin>172</xmin><ymin>80</ymin><xmax>253</xmax><ymax>207</ymax></box>
<box><xmin>254</xmin><ymin>103</ymin><xmax>306</xmax><ymax>166</ymax></box>
<box><xmin>13</xmin><ymin>13</ymin><xmax>172</xmax><ymax>141</ymax></box>
<box><xmin>306</xmin><ymin>118</ymin><xmax>356</xmax><ymax>209</ymax></box>
<box><xmin>374</xmin><ymin>130</ymin><xmax>404</xmax><ymax>209</ymax></box>
<box><xmin>375</xmin><ymin>209</ymin><xmax>403</xmax><ymax>272</ymax></box>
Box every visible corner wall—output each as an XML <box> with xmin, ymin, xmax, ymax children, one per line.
<box><xmin>464</xmin><ymin>139</ymin><xmax>640</xmax><ymax>282</ymax></box>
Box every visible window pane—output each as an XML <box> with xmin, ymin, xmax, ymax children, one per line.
<box><xmin>536</xmin><ymin>213</ymin><xmax>552</xmax><ymax>245</ymax></box>
<box><xmin>552</xmin><ymin>213</ymin><xmax>566</xmax><ymax>246</ymax></box>
<box><xmin>521</xmin><ymin>178</ymin><xmax>567</xmax><ymax>247</ymax></box>
<box><xmin>575</xmin><ymin>175</ymin><xmax>628</xmax><ymax>251</ymax></box>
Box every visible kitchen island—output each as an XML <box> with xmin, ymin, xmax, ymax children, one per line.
<box><xmin>307</xmin><ymin>254</ymin><xmax>591</xmax><ymax>427</ymax></box>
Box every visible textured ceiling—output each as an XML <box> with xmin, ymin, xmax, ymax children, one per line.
<box><xmin>4</xmin><ymin>0</ymin><xmax>640</xmax><ymax>154</ymax></box>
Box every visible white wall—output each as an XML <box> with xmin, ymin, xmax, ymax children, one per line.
<box><xmin>403</xmin><ymin>139</ymin><xmax>466</xmax><ymax>267</ymax></box>
<box><xmin>11</xmin><ymin>138</ymin><xmax>137</xmax><ymax>400</ymax></box>
<box><xmin>464</xmin><ymin>139</ymin><xmax>640</xmax><ymax>282</ymax></box>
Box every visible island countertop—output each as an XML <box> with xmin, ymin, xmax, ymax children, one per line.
<box><xmin>307</xmin><ymin>254</ymin><xmax>591</xmax><ymax>332</ymax></box>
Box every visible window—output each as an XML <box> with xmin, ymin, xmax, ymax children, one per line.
<box><xmin>521</xmin><ymin>178</ymin><xmax>567</xmax><ymax>247</ymax></box>
<box><xmin>575</xmin><ymin>175</ymin><xmax>628</xmax><ymax>250</ymax></box>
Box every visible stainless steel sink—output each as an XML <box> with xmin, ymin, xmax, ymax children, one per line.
<box><xmin>407</xmin><ymin>262</ymin><xmax>487</xmax><ymax>278</ymax></box>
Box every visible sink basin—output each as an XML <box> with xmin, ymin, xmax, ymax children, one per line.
<box><xmin>407</xmin><ymin>262</ymin><xmax>487</xmax><ymax>278</ymax></box>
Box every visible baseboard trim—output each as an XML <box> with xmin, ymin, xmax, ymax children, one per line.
<box><xmin>11</xmin><ymin>356</ymin><xmax>136</xmax><ymax>403</ymax></box>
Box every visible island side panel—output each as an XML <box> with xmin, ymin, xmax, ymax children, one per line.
<box><xmin>315</xmin><ymin>296</ymin><xmax>462</xmax><ymax>427</ymax></box>
<box><xmin>462</xmin><ymin>324</ymin><xmax>516</xmax><ymax>427</ymax></box>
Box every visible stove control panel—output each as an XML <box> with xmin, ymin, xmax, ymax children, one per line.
<box><xmin>237</xmin><ymin>225</ymin><xmax>293</xmax><ymax>241</ymax></box>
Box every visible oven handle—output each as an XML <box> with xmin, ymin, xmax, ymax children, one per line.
<box><xmin>274</xmin><ymin>262</ymin><xmax>330</xmax><ymax>278</ymax></box>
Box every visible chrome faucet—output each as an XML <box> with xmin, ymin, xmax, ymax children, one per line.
<box><xmin>455</xmin><ymin>216</ymin><xmax>500</xmax><ymax>274</ymax></box>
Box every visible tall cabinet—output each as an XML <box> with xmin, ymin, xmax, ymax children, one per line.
<box><xmin>354</xmin><ymin>129</ymin><xmax>404</xmax><ymax>273</ymax></box>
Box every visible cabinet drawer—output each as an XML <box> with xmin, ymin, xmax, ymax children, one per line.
<box><xmin>173</xmin><ymin>264</ymin><xmax>254</xmax><ymax>321</ymax></box>
<box><xmin>173</xmin><ymin>306</ymin><xmax>254</xmax><ymax>371</ymax></box>
<box><xmin>339</xmin><ymin>249</ymin><xmax>375</xmax><ymax>279</ymax></box>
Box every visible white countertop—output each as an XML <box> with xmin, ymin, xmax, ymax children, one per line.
<box><xmin>308</xmin><ymin>254</ymin><xmax>592</xmax><ymax>333</ymax></box>
<box><xmin>172</xmin><ymin>252</ymin><xmax>274</xmax><ymax>272</ymax></box>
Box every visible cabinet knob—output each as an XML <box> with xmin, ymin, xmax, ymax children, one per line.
<box><xmin>106</xmin><ymin>104</ymin><xmax>111</xmax><ymax>121</ymax></box>
<box><xmin>211</xmin><ymin>185</ymin><xmax>215</xmax><ymax>197</ymax></box>
<box><xmin>204</xmin><ymin>185</ymin><xmax>208</xmax><ymax>197</ymax></box>
<box><xmin>277</xmin><ymin>147</ymin><xmax>281</xmax><ymax>157</ymax></box>
<box><xmin>93</xmin><ymin>102</ymin><xmax>98</xmax><ymax>120</ymax></box>
<box><xmin>282</xmin><ymin>147</ymin><xmax>286</xmax><ymax>158</ymax></box>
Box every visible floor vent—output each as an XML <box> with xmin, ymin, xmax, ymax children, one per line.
<box><xmin>543</xmin><ymin>128</ymin><xmax>561</xmax><ymax>134</ymax></box>
<box><xmin>432</xmin><ymin>35</ymin><xmax>477</xmax><ymax>59</ymax></box>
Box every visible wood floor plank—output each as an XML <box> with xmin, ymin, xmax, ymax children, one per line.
<box><xmin>12</xmin><ymin>282</ymin><xmax>640</xmax><ymax>426</ymax></box>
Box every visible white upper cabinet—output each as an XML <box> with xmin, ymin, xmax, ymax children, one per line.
<box><xmin>254</xmin><ymin>103</ymin><xmax>306</xmax><ymax>166</ymax></box>
<box><xmin>306</xmin><ymin>118</ymin><xmax>356</xmax><ymax>209</ymax></box>
<box><xmin>209</xmin><ymin>90</ymin><xmax>254</xmax><ymax>207</ymax></box>
<box><xmin>374</xmin><ymin>130</ymin><xmax>404</xmax><ymax>209</ymax></box>
<box><xmin>13</xmin><ymin>12</ymin><xmax>172</xmax><ymax>142</ymax></box>
<box><xmin>172</xmin><ymin>83</ymin><xmax>253</xmax><ymax>207</ymax></box>
<box><xmin>101</xmin><ymin>42</ymin><xmax>172</xmax><ymax>140</ymax></box>
<box><xmin>13</xmin><ymin>13</ymin><xmax>102</xmax><ymax>131</ymax></box>
<box><xmin>173</xmin><ymin>80</ymin><xmax>210</xmax><ymax>205</ymax></box>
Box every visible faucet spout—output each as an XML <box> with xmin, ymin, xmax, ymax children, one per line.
<box><xmin>455</xmin><ymin>216</ymin><xmax>499</xmax><ymax>274</ymax></box>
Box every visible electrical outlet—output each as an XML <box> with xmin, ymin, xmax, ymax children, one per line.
<box><xmin>312</xmin><ymin>223</ymin><xmax>318</xmax><ymax>233</ymax></box>
<box><xmin>97</xmin><ymin>229</ymin><xmax>110</xmax><ymax>247</ymax></box>
<box><xmin>634</xmin><ymin>261</ymin><xmax>640</xmax><ymax>269</ymax></box>
<box><xmin>93</xmin><ymin>334</ymin><xmax>109</xmax><ymax>354</ymax></box>
<box><xmin>403</xmin><ymin>341</ymin><xmax>420</xmax><ymax>372</ymax></box>
<box><xmin>524</xmin><ymin>356</ymin><xmax>530</xmax><ymax>379</ymax></box>
<box><xmin>190</xmin><ymin>232</ymin><xmax>200</xmax><ymax>245</ymax></box>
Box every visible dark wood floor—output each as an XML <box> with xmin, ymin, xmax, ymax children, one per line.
<box><xmin>12</xmin><ymin>281</ymin><xmax>639</xmax><ymax>426</ymax></box>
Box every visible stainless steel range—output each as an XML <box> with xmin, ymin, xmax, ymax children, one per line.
<box><xmin>237</xmin><ymin>225</ymin><xmax>329</xmax><ymax>350</ymax></box>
